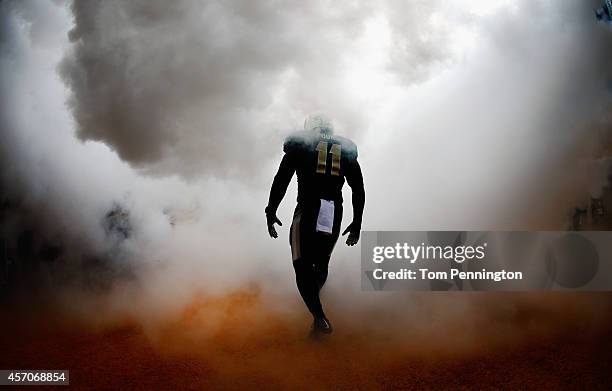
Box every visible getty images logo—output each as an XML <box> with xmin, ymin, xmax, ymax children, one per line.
<box><xmin>363</xmin><ymin>231</ymin><xmax>602</xmax><ymax>291</ymax></box>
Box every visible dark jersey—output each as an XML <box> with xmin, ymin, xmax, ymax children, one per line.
<box><xmin>267</xmin><ymin>130</ymin><xmax>365</xmax><ymax>229</ymax></box>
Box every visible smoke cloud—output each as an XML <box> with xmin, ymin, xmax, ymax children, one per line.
<box><xmin>1</xmin><ymin>0</ymin><xmax>612</xmax><ymax>377</ymax></box>
<box><xmin>60</xmin><ymin>1</ymin><xmax>389</xmax><ymax>177</ymax></box>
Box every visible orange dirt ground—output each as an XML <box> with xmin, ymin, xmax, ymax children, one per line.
<box><xmin>1</xmin><ymin>290</ymin><xmax>612</xmax><ymax>390</ymax></box>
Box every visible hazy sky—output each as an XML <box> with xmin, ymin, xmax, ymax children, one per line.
<box><xmin>1</xmin><ymin>0</ymin><xmax>612</xmax><ymax>324</ymax></box>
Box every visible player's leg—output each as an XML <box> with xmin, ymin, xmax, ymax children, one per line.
<box><xmin>307</xmin><ymin>243</ymin><xmax>337</xmax><ymax>333</ymax></box>
<box><xmin>308</xmin><ymin>202</ymin><xmax>342</xmax><ymax>334</ymax></box>
<box><xmin>289</xmin><ymin>202</ymin><xmax>342</xmax><ymax>334</ymax></box>
<box><xmin>313</xmin><ymin>202</ymin><xmax>342</xmax><ymax>292</ymax></box>
<box><xmin>313</xmin><ymin>256</ymin><xmax>330</xmax><ymax>291</ymax></box>
<box><xmin>290</xmin><ymin>206</ymin><xmax>322</xmax><ymax>317</ymax></box>
<box><xmin>290</xmin><ymin>203</ymin><xmax>332</xmax><ymax>333</ymax></box>
<box><xmin>305</xmin><ymin>251</ymin><xmax>332</xmax><ymax>334</ymax></box>
<box><xmin>292</xmin><ymin>257</ymin><xmax>324</xmax><ymax>317</ymax></box>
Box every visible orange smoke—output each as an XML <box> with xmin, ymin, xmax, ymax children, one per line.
<box><xmin>2</xmin><ymin>289</ymin><xmax>612</xmax><ymax>389</ymax></box>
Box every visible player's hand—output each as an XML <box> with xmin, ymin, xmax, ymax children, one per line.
<box><xmin>342</xmin><ymin>222</ymin><xmax>360</xmax><ymax>246</ymax></box>
<box><xmin>266</xmin><ymin>211</ymin><xmax>282</xmax><ymax>238</ymax></box>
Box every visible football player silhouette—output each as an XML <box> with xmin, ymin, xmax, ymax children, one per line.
<box><xmin>266</xmin><ymin>114</ymin><xmax>365</xmax><ymax>334</ymax></box>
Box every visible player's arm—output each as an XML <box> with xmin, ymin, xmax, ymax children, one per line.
<box><xmin>265</xmin><ymin>151</ymin><xmax>296</xmax><ymax>238</ymax></box>
<box><xmin>343</xmin><ymin>158</ymin><xmax>365</xmax><ymax>246</ymax></box>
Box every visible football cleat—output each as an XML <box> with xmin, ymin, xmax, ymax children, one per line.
<box><xmin>313</xmin><ymin>315</ymin><xmax>333</xmax><ymax>334</ymax></box>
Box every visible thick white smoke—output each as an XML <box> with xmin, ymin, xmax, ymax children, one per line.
<box><xmin>1</xmin><ymin>0</ymin><xmax>611</xmax><ymax>350</ymax></box>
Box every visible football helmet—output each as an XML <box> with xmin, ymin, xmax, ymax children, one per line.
<box><xmin>304</xmin><ymin>114</ymin><xmax>334</xmax><ymax>134</ymax></box>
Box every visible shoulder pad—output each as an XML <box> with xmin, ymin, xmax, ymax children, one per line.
<box><xmin>283</xmin><ymin>131</ymin><xmax>359</xmax><ymax>159</ymax></box>
<box><xmin>283</xmin><ymin>131</ymin><xmax>310</xmax><ymax>153</ymax></box>
<box><xmin>334</xmin><ymin>135</ymin><xmax>358</xmax><ymax>160</ymax></box>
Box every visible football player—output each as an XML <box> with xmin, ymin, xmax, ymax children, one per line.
<box><xmin>265</xmin><ymin>114</ymin><xmax>365</xmax><ymax>335</ymax></box>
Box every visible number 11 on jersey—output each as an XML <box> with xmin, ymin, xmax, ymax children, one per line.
<box><xmin>316</xmin><ymin>141</ymin><xmax>341</xmax><ymax>176</ymax></box>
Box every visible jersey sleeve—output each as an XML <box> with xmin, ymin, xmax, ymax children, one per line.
<box><xmin>336</xmin><ymin>136</ymin><xmax>358</xmax><ymax>162</ymax></box>
<box><xmin>283</xmin><ymin>131</ymin><xmax>308</xmax><ymax>153</ymax></box>
<box><xmin>266</xmin><ymin>150</ymin><xmax>297</xmax><ymax>216</ymax></box>
<box><xmin>344</xmin><ymin>140</ymin><xmax>358</xmax><ymax>161</ymax></box>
